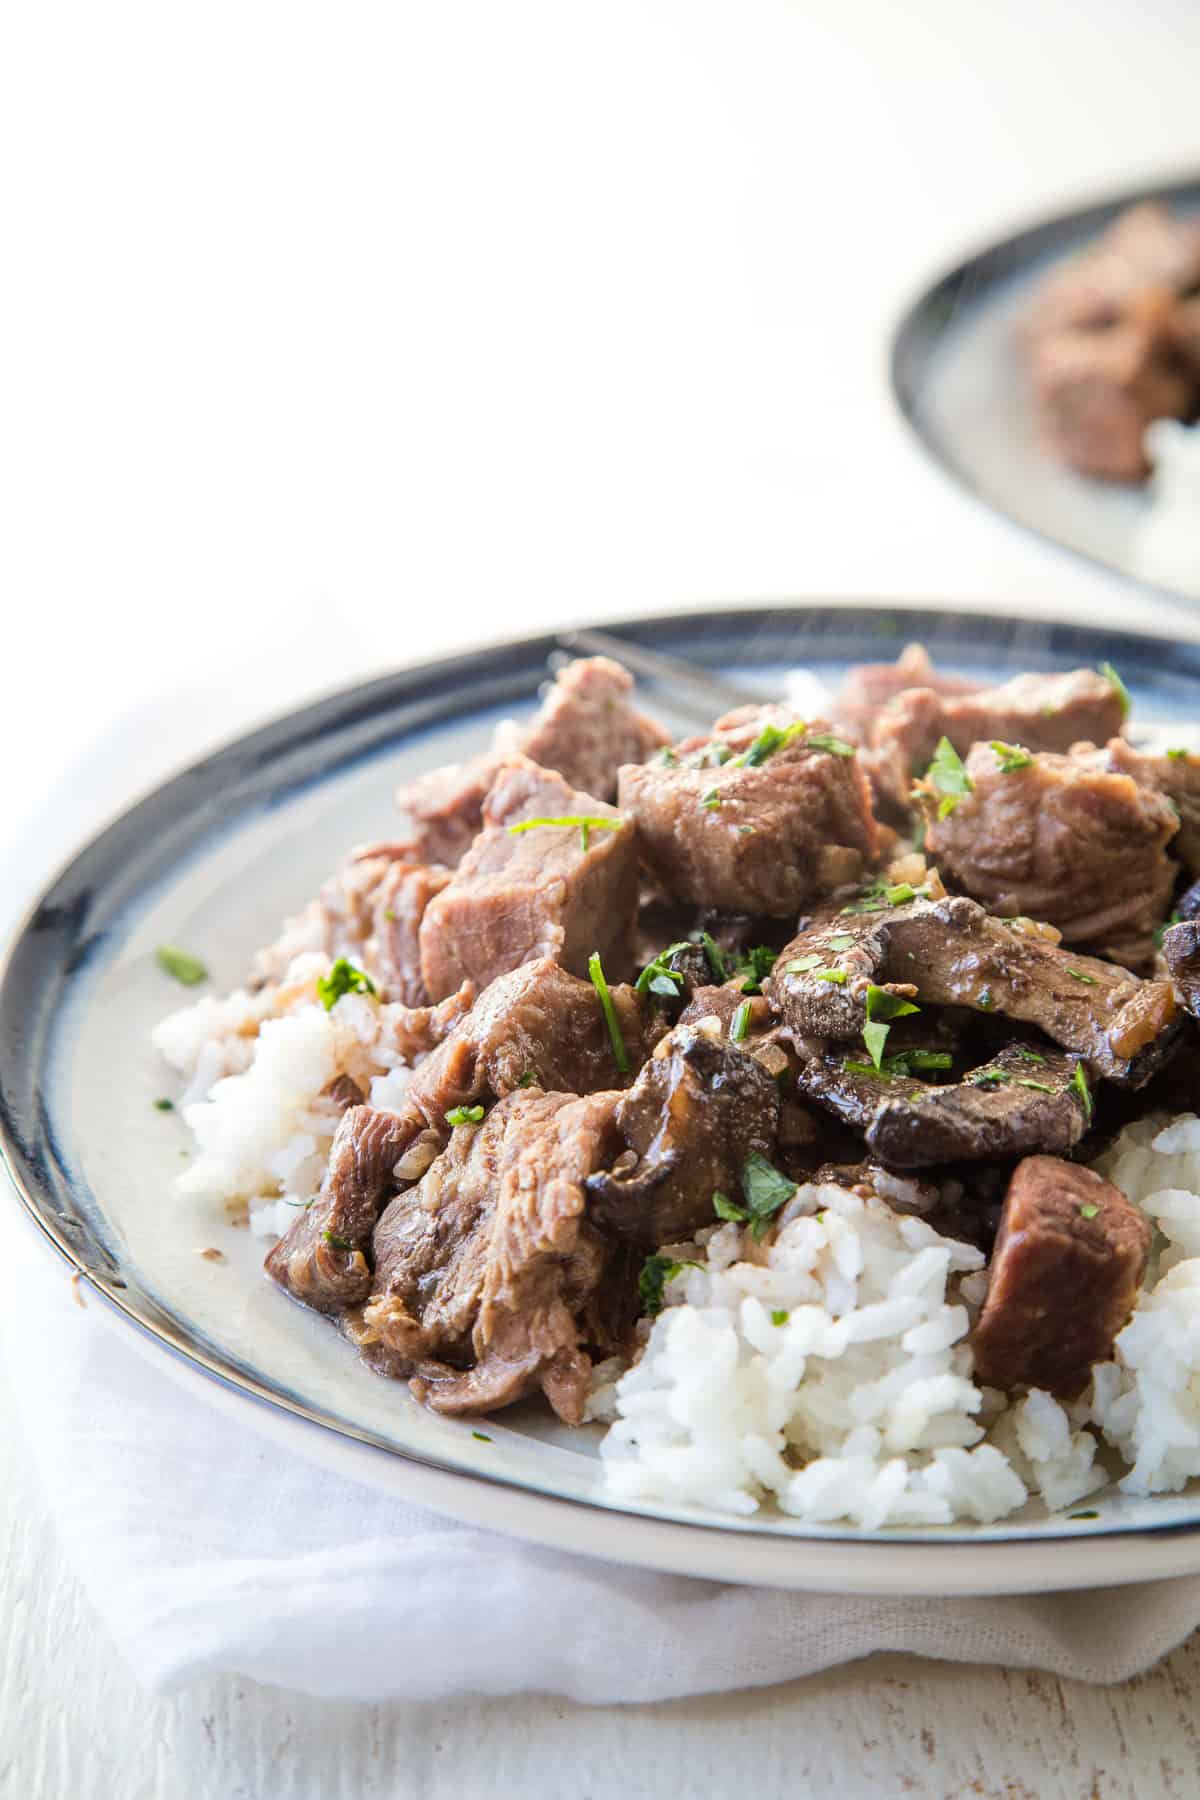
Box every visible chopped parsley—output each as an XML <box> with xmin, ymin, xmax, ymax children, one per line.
<box><xmin>1167</xmin><ymin>747</ymin><xmax>1193</xmax><ymax>762</ymax></box>
<box><xmin>507</xmin><ymin>814</ymin><xmax>622</xmax><ymax>853</ymax></box>
<box><xmin>737</xmin><ymin>824</ymin><xmax>757</xmax><ymax>835</ymax></box>
<box><xmin>658</xmin><ymin>746</ymin><xmax>680</xmax><ymax>766</ymax></box>
<box><xmin>316</xmin><ymin>958</ymin><xmax>377</xmax><ymax>1010</ymax></box>
<box><xmin>472</xmin><ymin>1431</ymin><xmax>493</xmax><ymax>1442</ymax></box>
<box><xmin>1014</xmin><ymin>1078</ymin><xmax>1055</xmax><ymax>1094</ymax></box>
<box><xmin>638</xmin><ymin>1254</ymin><xmax>699</xmax><ymax>1316</ymax></box>
<box><xmin>735</xmin><ymin>944</ymin><xmax>778</xmax><ymax>993</ymax></box>
<box><xmin>814</xmin><ymin>967</ymin><xmax>847</xmax><ymax>984</ymax></box>
<box><xmin>731</xmin><ymin>999</ymin><xmax>753</xmax><ymax>1042</ymax></box>
<box><xmin>1066</xmin><ymin>968</ymin><xmax>1098</xmax><ymax>985</ymax></box>
<box><xmin>770</xmin><ymin>1309</ymin><xmax>790</xmax><ymax>1326</ymax></box>
<box><xmin>828</xmin><ymin>933</ymin><xmax>855</xmax><ymax>951</ymax></box>
<box><xmin>635</xmin><ymin>940</ymin><xmax>693</xmax><ymax>998</ymax></box>
<box><xmin>1079</xmin><ymin>1203</ymin><xmax>1100</xmax><ymax>1220</ymax></box>
<box><xmin>844</xmin><ymin>1049</ymin><xmax>952</xmax><ymax>1080</ymax></box>
<box><xmin>155</xmin><ymin>945</ymin><xmax>209</xmax><ymax>987</ymax></box>
<box><xmin>322</xmin><ymin>1231</ymin><xmax>354</xmax><ymax>1251</ymax></box>
<box><xmin>445</xmin><ymin>1104</ymin><xmax>485</xmax><ymax>1126</ymax></box>
<box><xmin>695</xmin><ymin>930</ymin><xmax>730</xmax><ymax>983</ymax></box>
<box><xmin>1012</xmin><ymin>1047</ymin><xmax>1046</xmax><ymax>1064</ymax></box>
<box><xmin>741</xmin><ymin>1152</ymin><xmax>798</xmax><ymax>1240</ymax></box>
<box><xmin>863</xmin><ymin>984</ymin><xmax>920</xmax><ymax>1071</ymax></box>
<box><xmin>383</xmin><ymin>908</ymin><xmax>396</xmax><ymax>922</ymax></box>
<box><xmin>924</xmin><ymin>737</ymin><xmax>974</xmax><ymax>818</ymax></box>
<box><xmin>840</xmin><ymin>879</ymin><xmax>930</xmax><ymax>916</ymax></box>
<box><xmin>885</xmin><ymin>882</ymin><xmax>917</xmax><ymax>905</ymax></box>
<box><xmin>1099</xmin><ymin>660</ymin><xmax>1131</xmax><ymax>720</ymax></box>
<box><xmin>733</xmin><ymin>720</ymin><xmax>807</xmax><ymax>768</ymax></box>
<box><xmin>805</xmin><ymin>732</ymin><xmax>855</xmax><ymax>758</ymax></box>
<box><xmin>786</xmin><ymin>952</ymin><xmax>825</xmax><ymax>974</ymax></box>
<box><xmin>1070</xmin><ymin>1510</ymin><xmax>1100</xmax><ymax>1520</ymax></box>
<box><xmin>588</xmin><ymin>950</ymin><xmax>630</xmax><ymax>1073</ymax></box>
<box><xmin>700</xmin><ymin>788</ymin><xmax>722</xmax><ymax>811</ymax></box>
<box><xmin>516</xmin><ymin>1071</ymin><xmax>539</xmax><ymax>1088</ymax></box>
<box><xmin>713</xmin><ymin>1190</ymin><xmax>748</xmax><ymax>1222</ymax></box>
<box><xmin>1071</xmin><ymin>1063</ymin><xmax>1093</xmax><ymax>1122</ymax></box>
<box><xmin>152</xmin><ymin>1097</ymin><xmax>174</xmax><ymax>1112</ymax></box>
<box><xmin>989</xmin><ymin>740</ymin><xmax>1033</xmax><ymax>774</ymax></box>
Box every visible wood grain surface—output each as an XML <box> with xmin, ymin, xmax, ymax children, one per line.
<box><xmin>1</xmin><ymin>1361</ymin><xmax>1196</xmax><ymax>1800</ymax></box>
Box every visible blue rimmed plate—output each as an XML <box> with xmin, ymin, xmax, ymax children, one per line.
<box><xmin>6</xmin><ymin>603</ymin><xmax>1200</xmax><ymax>1595</ymax></box>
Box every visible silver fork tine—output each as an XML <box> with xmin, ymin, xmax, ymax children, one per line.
<box><xmin>555</xmin><ymin>627</ymin><xmax>765</xmax><ymax>717</ymax></box>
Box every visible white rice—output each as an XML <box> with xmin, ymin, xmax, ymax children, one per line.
<box><xmin>153</xmin><ymin>951</ymin><xmax>417</xmax><ymax>1230</ymax></box>
<box><xmin>595</xmin><ymin>1118</ymin><xmax>1200</xmax><ymax>1526</ymax></box>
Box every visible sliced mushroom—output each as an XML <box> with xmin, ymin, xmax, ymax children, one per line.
<box><xmin>792</xmin><ymin>1040</ymin><xmax>1089</xmax><ymax>1169</ymax></box>
<box><xmin>584</xmin><ymin>1025</ymin><xmax>780</xmax><ymax>1246</ymax></box>
<box><xmin>1163</xmin><ymin>917</ymin><xmax>1200</xmax><ymax>1018</ymax></box>
<box><xmin>764</xmin><ymin>892</ymin><xmax>1178</xmax><ymax>1086</ymax></box>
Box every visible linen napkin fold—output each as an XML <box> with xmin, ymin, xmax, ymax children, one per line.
<box><xmin>5</xmin><ymin>1219</ymin><xmax>1200</xmax><ymax>1702</ymax></box>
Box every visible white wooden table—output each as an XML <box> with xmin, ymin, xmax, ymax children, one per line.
<box><xmin>7</xmin><ymin>3</ymin><xmax>1200</xmax><ymax>1793</ymax></box>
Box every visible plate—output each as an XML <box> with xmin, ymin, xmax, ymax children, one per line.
<box><xmin>891</xmin><ymin>172</ymin><xmax>1200</xmax><ymax>602</ymax></box>
<box><xmin>7</xmin><ymin>602</ymin><xmax>1200</xmax><ymax>1596</ymax></box>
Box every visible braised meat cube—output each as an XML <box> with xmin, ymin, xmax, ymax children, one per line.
<box><xmin>265</xmin><ymin>1104</ymin><xmax>423</xmax><ymax>1313</ymax></box>
<box><xmin>618</xmin><ymin>708</ymin><xmax>879</xmax><ymax>916</ymax></box>
<box><xmin>1023</xmin><ymin>202</ymin><xmax>1200</xmax><ymax>341</ymax></box>
<box><xmin>920</xmin><ymin>741</ymin><xmax>1179</xmax><ymax>967</ymax></box>
<box><xmin>867</xmin><ymin>668</ymin><xmax>1127</xmax><ymax>808</ymax></box>
<box><xmin>362</xmin><ymin>1089</ymin><xmax>626</xmax><ymax>1421</ymax></box>
<box><xmin>1101</xmin><ymin>740</ymin><xmax>1200</xmax><ymax>877</ymax></box>
<box><xmin>794</xmin><ymin>1040</ymin><xmax>1089</xmax><ymax>1169</ymax></box>
<box><xmin>1027</xmin><ymin>317</ymin><xmax>1196</xmax><ymax>483</ymax></box>
<box><xmin>764</xmin><ymin>893</ymin><xmax>1178</xmax><ymax>1086</ymax></box>
<box><xmin>970</xmin><ymin>1157</ymin><xmax>1151</xmax><ymax>1398</ymax></box>
<box><xmin>585</xmin><ymin>1024</ymin><xmax>781</xmax><ymax>1245</ymax></box>
<box><xmin>833</xmin><ymin>643</ymin><xmax>982</xmax><ymax>737</ymax></box>
<box><xmin>418</xmin><ymin>755</ymin><xmax>639</xmax><ymax>1000</ymax></box>
<box><xmin>393</xmin><ymin>655</ymin><xmax>666</xmax><ymax>865</ymax></box>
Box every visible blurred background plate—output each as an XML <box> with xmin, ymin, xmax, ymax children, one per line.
<box><xmin>891</xmin><ymin>171</ymin><xmax>1200</xmax><ymax>602</ymax></box>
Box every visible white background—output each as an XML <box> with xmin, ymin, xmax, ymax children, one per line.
<box><xmin>5</xmin><ymin>1</ymin><xmax>1200</xmax><ymax>1794</ymax></box>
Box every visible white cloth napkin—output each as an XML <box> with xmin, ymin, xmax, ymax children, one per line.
<box><xmin>5</xmin><ymin>612</ymin><xmax>1200</xmax><ymax>1702</ymax></box>
<box><xmin>5</xmin><ymin>1221</ymin><xmax>1200</xmax><ymax>1700</ymax></box>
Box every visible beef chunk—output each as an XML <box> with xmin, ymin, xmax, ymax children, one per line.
<box><xmin>1101</xmin><ymin>740</ymin><xmax>1200</xmax><ymax>877</ymax></box>
<box><xmin>970</xmin><ymin>1156</ymin><xmax>1151</xmax><ymax>1398</ymax></box>
<box><xmin>794</xmin><ymin>1040</ymin><xmax>1089</xmax><ymax>1169</ymax></box>
<box><xmin>834</xmin><ymin>644</ymin><xmax>982</xmax><ymax>737</ymax></box>
<box><xmin>265</xmin><ymin>1104</ymin><xmax>422</xmax><ymax>1312</ymax></box>
<box><xmin>764</xmin><ymin>893</ymin><xmax>1179</xmax><ymax>1086</ymax></box>
<box><xmin>419</xmin><ymin>755</ymin><xmax>639</xmax><ymax>1001</ymax></box>
<box><xmin>618</xmin><ymin>708</ymin><xmax>879</xmax><ymax>916</ymax></box>
<box><xmin>361</xmin><ymin>1089</ymin><xmax>625</xmax><ymax>1420</ymax></box>
<box><xmin>1027</xmin><ymin>316</ymin><xmax>1195</xmax><ymax>483</ymax></box>
<box><xmin>517</xmin><ymin>654</ymin><xmax>669</xmax><ymax>798</ymax></box>
<box><xmin>585</xmin><ymin>1024</ymin><xmax>781</xmax><ymax>1245</ymax></box>
<box><xmin>410</xmin><ymin>956</ymin><xmax>652</xmax><ymax>1116</ymax></box>
<box><xmin>867</xmin><ymin>668</ymin><xmax>1127</xmax><ymax>808</ymax></box>
<box><xmin>921</xmin><ymin>741</ymin><xmax>1179</xmax><ymax>966</ymax></box>
<box><xmin>393</xmin><ymin>656</ymin><xmax>666</xmax><ymax>866</ymax></box>
<box><xmin>367</xmin><ymin>860</ymin><xmax>454</xmax><ymax>1005</ymax></box>
<box><xmin>1024</xmin><ymin>202</ymin><xmax>1200</xmax><ymax>341</ymax></box>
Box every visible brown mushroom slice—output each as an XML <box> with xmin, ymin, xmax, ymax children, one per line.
<box><xmin>971</xmin><ymin>1157</ymin><xmax>1152</xmax><ymax>1399</ymax></box>
<box><xmin>764</xmin><ymin>893</ymin><xmax>1179</xmax><ymax>1086</ymax></box>
<box><xmin>584</xmin><ymin>1025</ymin><xmax>780</xmax><ymax>1247</ymax></box>
<box><xmin>794</xmin><ymin>1042</ymin><xmax>1089</xmax><ymax>1170</ymax></box>
<box><xmin>1162</xmin><ymin>918</ymin><xmax>1200</xmax><ymax>1019</ymax></box>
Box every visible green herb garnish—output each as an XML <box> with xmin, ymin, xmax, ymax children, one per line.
<box><xmin>1071</xmin><ymin>1063</ymin><xmax>1093</xmax><ymax>1121</ymax></box>
<box><xmin>925</xmin><ymin>737</ymin><xmax>974</xmax><ymax>818</ymax></box>
<box><xmin>814</xmin><ymin>967</ymin><xmax>848</xmax><ymax>984</ymax></box>
<box><xmin>153</xmin><ymin>1098</ymin><xmax>174</xmax><ymax>1112</ymax></box>
<box><xmin>1014</xmin><ymin>1078</ymin><xmax>1055</xmax><ymax>1094</ymax></box>
<box><xmin>770</xmin><ymin>1309</ymin><xmax>790</xmax><ymax>1326</ymax></box>
<box><xmin>635</xmin><ymin>940</ymin><xmax>693</xmax><ymax>998</ymax></box>
<box><xmin>736</xmin><ymin>945</ymin><xmax>777</xmax><ymax>993</ymax></box>
<box><xmin>1079</xmin><ymin>1203</ymin><xmax>1099</xmax><ymax>1220</ymax></box>
<box><xmin>989</xmin><ymin>741</ymin><xmax>1033</xmax><ymax>773</ymax></box>
<box><xmin>155</xmin><ymin>945</ymin><xmax>209</xmax><ymax>987</ymax></box>
<box><xmin>589</xmin><ymin>950</ymin><xmax>630</xmax><ymax>1073</ymax></box>
<box><xmin>700</xmin><ymin>788</ymin><xmax>721</xmax><ymax>811</ymax></box>
<box><xmin>1012</xmin><ymin>1047</ymin><xmax>1046</xmax><ymax>1064</ymax></box>
<box><xmin>323</xmin><ymin>1231</ymin><xmax>354</xmax><ymax>1251</ymax></box>
<box><xmin>805</xmin><ymin>732</ymin><xmax>855</xmax><ymax>758</ymax></box>
<box><xmin>1067</xmin><ymin>969</ymin><xmax>1098</xmax><ymax>985</ymax></box>
<box><xmin>741</xmin><ymin>1152</ymin><xmax>798</xmax><ymax>1241</ymax></box>
<box><xmin>638</xmin><ymin>1254</ymin><xmax>699</xmax><ymax>1316</ymax></box>
<box><xmin>1167</xmin><ymin>747</ymin><xmax>1192</xmax><ymax>762</ymax></box>
<box><xmin>445</xmin><ymin>1104</ymin><xmax>485</xmax><ymax>1126</ymax></box>
<box><xmin>1155</xmin><ymin>910</ymin><xmax>1183</xmax><ymax>951</ymax></box>
<box><xmin>734</xmin><ymin>720</ymin><xmax>807</xmax><ymax>768</ymax></box>
<box><xmin>1070</xmin><ymin>1510</ymin><xmax>1100</xmax><ymax>1520</ymax></box>
<box><xmin>828</xmin><ymin>933</ymin><xmax>855</xmax><ymax>951</ymax></box>
<box><xmin>1099</xmin><ymin>661</ymin><xmax>1131</xmax><ymax>720</ymax></box>
<box><xmin>516</xmin><ymin>1071</ymin><xmax>539</xmax><ymax>1088</ymax></box>
<box><xmin>786</xmin><ymin>953</ymin><xmax>825</xmax><ymax>973</ymax></box>
<box><xmin>731</xmin><ymin>1000</ymin><xmax>753</xmax><ymax>1042</ymax></box>
<box><xmin>713</xmin><ymin>1191</ymin><xmax>749</xmax><ymax>1222</ymax></box>
<box><xmin>316</xmin><ymin>958</ymin><xmax>377</xmax><ymax>1010</ymax></box>
<box><xmin>507</xmin><ymin>814</ymin><xmax>621</xmax><ymax>853</ymax></box>
<box><xmin>862</xmin><ymin>985</ymin><xmax>920</xmax><ymax>1071</ymax></box>
<box><xmin>978</xmin><ymin>988</ymin><xmax>995</xmax><ymax>1010</ymax></box>
<box><xmin>885</xmin><ymin>882</ymin><xmax>916</xmax><ymax>905</ymax></box>
<box><xmin>658</xmin><ymin>746</ymin><xmax>680</xmax><ymax>766</ymax></box>
<box><xmin>472</xmin><ymin>1431</ymin><xmax>493</xmax><ymax>1441</ymax></box>
<box><xmin>696</xmin><ymin>931</ymin><xmax>730</xmax><ymax>984</ymax></box>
